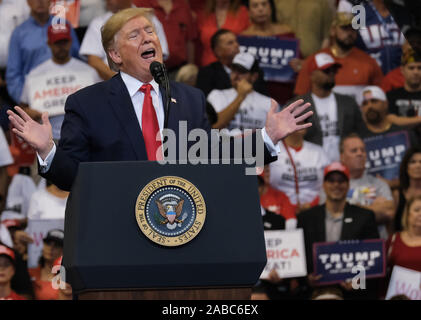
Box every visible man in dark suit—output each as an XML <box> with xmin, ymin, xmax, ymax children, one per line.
<box><xmin>287</xmin><ymin>52</ymin><xmax>366</xmax><ymax>162</ymax></box>
<box><xmin>297</xmin><ymin>162</ymin><xmax>379</xmax><ymax>299</ymax></box>
<box><xmin>7</xmin><ymin>8</ymin><xmax>313</xmax><ymax>192</ymax></box>
<box><xmin>196</xmin><ymin>29</ymin><xmax>268</xmax><ymax>98</ymax></box>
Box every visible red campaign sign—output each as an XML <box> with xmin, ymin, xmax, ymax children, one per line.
<box><xmin>50</xmin><ymin>0</ymin><xmax>81</xmax><ymax>28</ymax></box>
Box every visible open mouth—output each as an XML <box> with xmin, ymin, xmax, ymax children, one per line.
<box><xmin>141</xmin><ymin>48</ymin><xmax>156</xmax><ymax>60</ymax></box>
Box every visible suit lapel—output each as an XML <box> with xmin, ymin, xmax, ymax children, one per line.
<box><xmin>335</xmin><ymin>94</ymin><xmax>346</xmax><ymax>137</ymax></box>
<box><xmin>107</xmin><ymin>74</ymin><xmax>147</xmax><ymax>160</ymax></box>
<box><xmin>317</xmin><ymin>205</ymin><xmax>327</xmax><ymax>242</ymax></box>
<box><xmin>340</xmin><ymin>203</ymin><xmax>354</xmax><ymax>240</ymax></box>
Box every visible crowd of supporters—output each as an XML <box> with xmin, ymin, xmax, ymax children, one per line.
<box><xmin>0</xmin><ymin>0</ymin><xmax>421</xmax><ymax>300</ymax></box>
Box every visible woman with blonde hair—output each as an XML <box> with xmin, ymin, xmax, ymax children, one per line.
<box><xmin>386</xmin><ymin>195</ymin><xmax>421</xmax><ymax>273</ymax></box>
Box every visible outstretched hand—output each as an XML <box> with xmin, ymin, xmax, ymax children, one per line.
<box><xmin>7</xmin><ymin>106</ymin><xmax>54</xmax><ymax>159</ymax></box>
<box><xmin>265</xmin><ymin>99</ymin><xmax>313</xmax><ymax>145</ymax></box>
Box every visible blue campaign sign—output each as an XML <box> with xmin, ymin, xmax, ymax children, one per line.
<box><xmin>313</xmin><ymin>239</ymin><xmax>385</xmax><ymax>285</ymax></box>
<box><xmin>237</xmin><ymin>36</ymin><xmax>299</xmax><ymax>83</ymax></box>
<box><xmin>363</xmin><ymin>130</ymin><xmax>410</xmax><ymax>180</ymax></box>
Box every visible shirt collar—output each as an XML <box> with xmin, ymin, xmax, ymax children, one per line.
<box><xmin>29</xmin><ymin>14</ymin><xmax>53</xmax><ymax>27</ymax></box>
<box><xmin>120</xmin><ymin>71</ymin><xmax>160</xmax><ymax>98</ymax></box>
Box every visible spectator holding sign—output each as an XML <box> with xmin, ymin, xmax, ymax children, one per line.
<box><xmin>337</xmin><ymin>0</ymin><xmax>408</xmax><ymax>75</ymax></box>
<box><xmin>6</xmin><ymin>0</ymin><xmax>81</xmax><ymax>104</ymax></box>
<box><xmin>294</xmin><ymin>12</ymin><xmax>383</xmax><ymax>100</ymax></box>
<box><xmin>297</xmin><ymin>162</ymin><xmax>379</xmax><ymax>299</ymax></box>
<box><xmin>207</xmin><ymin>52</ymin><xmax>272</xmax><ymax>132</ymax></box>
<box><xmin>288</xmin><ymin>52</ymin><xmax>365</xmax><ymax>162</ymax></box>
<box><xmin>241</xmin><ymin>0</ymin><xmax>299</xmax><ymax>105</ymax></box>
<box><xmin>20</xmin><ymin>23</ymin><xmax>101</xmax><ymax>140</ymax></box>
<box><xmin>28</xmin><ymin>229</ymin><xmax>63</xmax><ymax>300</ymax></box>
<box><xmin>393</xmin><ymin>147</ymin><xmax>421</xmax><ymax>232</ymax></box>
<box><xmin>358</xmin><ymin>86</ymin><xmax>420</xmax><ymax>189</ymax></box>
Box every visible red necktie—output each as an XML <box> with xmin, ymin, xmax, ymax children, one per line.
<box><xmin>140</xmin><ymin>84</ymin><xmax>162</xmax><ymax>160</ymax></box>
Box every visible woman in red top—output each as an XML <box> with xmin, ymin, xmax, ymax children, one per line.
<box><xmin>28</xmin><ymin>230</ymin><xmax>64</xmax><ymax>300</ymax></box>
<box><xmin>0</xmin><ymin>245</ymin><xmax>26</xmax><ymax>300</ymax></box>
<box><xmin>387</xmin><ymin>196</ymin><xmax>421</xmax><ymax>272</ymax></box>
<box><xmin>241</xmin><ymin>0</ymin><xmax>300</xmax><ymax>105</ymax></box>
<box><xmin>197</xmin><ymin>0</ymin><xmax>250</xmax><ymax>66</ymax></box>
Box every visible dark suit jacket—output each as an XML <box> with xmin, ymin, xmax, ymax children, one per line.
<box><xmin>196</xmin><ymin>61</ymin><xmax>268</xmax><ymax>97</ymax></box>
<box><xmin>288</xmin><ymin>92</ymin><xmax>365</xmax><ymax>146</ymax></box>
<box><xmin>297</xmin><ymin>203</ymin><xmax>379</xmax><ymax>274</ymax></box>
<box><xmin>41</xmin><ymin>73</ymin><xmax>275</xmax><ymax>191</ymax></box>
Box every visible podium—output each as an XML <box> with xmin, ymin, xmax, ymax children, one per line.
<box><xmin>63</xmin><ymin>162</ymin><xmax>266</xmax><ymax>300</ymax></box>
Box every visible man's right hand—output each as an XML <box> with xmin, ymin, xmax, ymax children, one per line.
<box><xmin>236</xmin><ymin>79</ymin><xmax>253</xmax><ymax>98</ymax></box>
<box><xmin>7</xmin><ymin>106</ymin><xmax>54</xmax><ymax>160</ymax></box>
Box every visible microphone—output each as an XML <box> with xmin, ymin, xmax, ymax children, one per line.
<box><xmin>149</xmin><ymin>61</ymin><xmax>166</xmax><ymax>85</ymax></box>
<box><xmin>149</xmin><ymin>61</ymin><xmax>171</xmax><ymax>130</ymax></box>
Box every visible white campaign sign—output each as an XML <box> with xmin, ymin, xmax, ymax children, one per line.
<box><xmin>26</xmin><ymin>71</ymin><xmax>94</xmax><ymax>116</ymax></box>
<box><xmin>386</xmin><ymin>265</ymin><xmax>421</xmax><ymax>300</ymax></box>
<box><xmin>260</xmin><ymin>228</ymin><xmax>307</xmax><ymax>279</ymax></box>
<box><xmin>27</xmin><ymin>219</ymin><xmax>64</xmax><ymax>268</ymax></box>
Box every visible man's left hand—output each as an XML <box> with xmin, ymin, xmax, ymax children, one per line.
<box><xmin>265</xmin><ymin>99</ymin><xmax>313</xmax><ymax>145</ymax></box>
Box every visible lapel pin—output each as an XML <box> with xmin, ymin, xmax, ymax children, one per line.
<box><xmin>344</xmin><ymin>218</ymin><xmax>353</xmax><ymax>223</ymax></box>
<box><xmin>171</xmin><ymin>98</ymin><xmax>177</xmax><ymax>104</ymax></box>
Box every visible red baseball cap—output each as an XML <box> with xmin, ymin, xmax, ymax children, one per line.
<box><xmin>0</xmin><ymin>244</ymin><xmax>15</xmax><ymax>262</ymax></box>
<box><xmin>48</xmin><ymin>23</ymin><xmax>72</xmax><ymax>44</ymax></box>
<box><xmin>324</xmin><ymin>162</ymin><xmax>350</xmax><ymax>181</ymax></box>
<box><xmin>308</xmin><ymin>52</ymin><xmax>341</xmax><ymax>74</ymax></box>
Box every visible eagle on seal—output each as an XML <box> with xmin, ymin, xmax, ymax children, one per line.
<box><xmin>156</xmin><ymin>199</ymin><xmax>184</xmax><ymax>225</ymax></box>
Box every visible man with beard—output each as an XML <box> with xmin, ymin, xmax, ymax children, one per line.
<box><xmin>294</xmin><ymin>12</ymin><xmax>383</xmax><ymax>100</ymax></box>
<box><xmin>287</xmin><ymin>52</ymin><xmax>365</xmax><ymax>163</ymax></box>
<box><xmin>359</xmin><ymin>86</ymin><xmax>418</xmax><ymax>189</ymax></box>
<box><xmin>20</xmin><ymin>24</ymin><xmax>101</xmax><ymax>140</ymax></box>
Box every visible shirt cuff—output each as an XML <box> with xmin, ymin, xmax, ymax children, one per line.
<box><xmin>262</xmin><ymin>127</ymin><xmax>280</xmax><ymax>156</ymax></box>
<box><xmin>37</xmin><ymin>143</ymin><xmax>56</xmax><ymax>173</ymax></box>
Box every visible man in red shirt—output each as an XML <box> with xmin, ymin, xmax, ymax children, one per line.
<box><xmin>294</xmin><ymin>12</ymin><xmax>383</xmax><ymax>100</ymax></box>
<box><xmin>0</xmin><ymin>244</ymin><xmax>26</xmax><ymax>300</ymax></box>
<box><xmin>134</xmin><ymin>0</ymin><xmax>197</xmax><ymax>74</ymax></box>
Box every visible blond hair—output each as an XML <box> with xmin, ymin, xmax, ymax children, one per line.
<box><xmin>175</xmin><ymin>64</ymin><xmax>199</xmax><ymax>86</ymax></box>
<box><xmin>401</xmin><ymin>195</ymin><xmax>421</xmax><ymax>231</ymax></box>
<box><xmin>101</xmin><ymin>7</ymin><xmax>154</xmax><ymax>71</ymax></box>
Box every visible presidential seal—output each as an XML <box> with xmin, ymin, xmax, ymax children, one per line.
<box><xmin>135</xmin><ymin>176</ymin><xmax>206</xmax><ymax>247</ymax></box>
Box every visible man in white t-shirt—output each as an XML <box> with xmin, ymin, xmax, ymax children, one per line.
<box><xmin>269</xmin><ymin>120</ymin><xmax>330</xmax><ymax>213</ymax></box>
<box><xmin>20</xmin><ymin>23</ymin><xmax>101</xmax><ymax>140</ymax></box>
<box><xmin>287</xmin><ymin>52</ymin><xmax>365</xmax><ymax>162</ymax></box>
<box><xmin>207</xmin><ymin>52</ymin><xmax>273</xmax><ymax>135</ymax></box>
<box><xmin>79</xmin><ymin>0</ymin><xmax>169</xmax><ymax>80</ymax></box>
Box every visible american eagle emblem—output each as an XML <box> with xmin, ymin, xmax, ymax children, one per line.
<box><xmin>156</xmin><ymin>196</ymin><xmax>187</xmax><ymax>230</ymax></box>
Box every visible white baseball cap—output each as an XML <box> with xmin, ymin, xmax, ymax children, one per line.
<box><xmin>360</xmin><ymin>86</ymin><xmax>387</xmax><ymax>105</ymax></box>
<box><xmin>308</xmin><ymin>52</ymin><xmax>341</xmax><ymax>73</ymax></box>
<box><xmin>232</xmin><ymin>52</ymin><xmax>256</xmax><ymax>72</ymax></box>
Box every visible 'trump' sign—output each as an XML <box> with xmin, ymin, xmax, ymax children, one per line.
<box><xmin>237</xmin><ymin>36</ymin><xmax>299</xmax><ymax>83</ymax></box>
<box><xmin>313</xmin><ymin>239</ymin><xmax>385</xmax><ymax>285</ymax></box>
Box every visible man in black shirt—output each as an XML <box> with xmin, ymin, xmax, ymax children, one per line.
<box><xmin>387</xmin><ymin>48</ymin><xmax>421</xmax><ymax>144</ymax></box>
